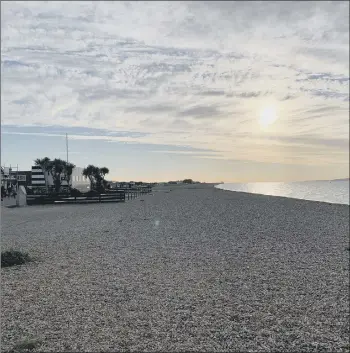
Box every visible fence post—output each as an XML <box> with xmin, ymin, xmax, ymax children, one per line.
<box><xmin>99</xmin><ymin>194</ymin><xmax>101</xmax><ymax>203</ymax></box>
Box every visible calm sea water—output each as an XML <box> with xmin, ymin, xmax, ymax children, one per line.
<box><xmin>216</xmin><ymin>179</ymin><xmax>349</xmax><ymax>205</ymax></box>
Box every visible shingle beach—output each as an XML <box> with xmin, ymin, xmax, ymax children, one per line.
<box><xmin>1</xmin><ymin>184</ymin><xmax>349</xmax><ymax>352</ymax></box>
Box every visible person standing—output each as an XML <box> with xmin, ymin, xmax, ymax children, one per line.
<box><xmin>7</xmin><ymin>184</ymin><xmax>12</xmax><ymax>198</ymax></box>
<box><xmin>1</xmin><ymin>185</ymin><xmax>5</xmax><ymax>201</ymax></box>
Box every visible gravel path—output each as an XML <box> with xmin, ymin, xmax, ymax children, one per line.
<box><xmin>1</xmin><ymin>184</ymin><xmax>349</xmax><ymax>352</ymax></box>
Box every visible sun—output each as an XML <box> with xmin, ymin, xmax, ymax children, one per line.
<box><xmin>259</xmin><ymin>106</ymin><xmax>278</xmax><ymax>128</ymax></box>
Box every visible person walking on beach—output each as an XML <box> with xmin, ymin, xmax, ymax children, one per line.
<box><xmin>12</xmin><ymin>185</ymin><xmax>17</xmax><ymax>199</ymax></box>
<box><xmin>7</xmin><ymin>185</ymin><xmax>12</xmax><ymax>198</ymax></box>
<box><xmin>1</xmin><ymin>185</ymin><xmax>5</xmax><ymax>201</ymax></box>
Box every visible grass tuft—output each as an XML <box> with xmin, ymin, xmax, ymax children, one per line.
<box><xmin>1</xmin><ymin>250</ymin><xmax>31</xmax><ymax>268</ymax></box>
<box><xmin>6</xmin><ymin>338</ymin><xmax>41</xmax><ymax>353</ymax></box>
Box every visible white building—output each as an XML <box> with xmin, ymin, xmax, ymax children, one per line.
<box><xmin>71</xmin><ymin>167</ymin><xmax>89</xmax><ymax>186</ymax></box>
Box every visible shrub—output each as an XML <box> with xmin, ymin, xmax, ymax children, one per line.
<box><xmin>70</xmin><ymin>188</ymin><xmax>82</xmax><ymax>197</ymax></box>
<box><xmin>1</xmin><ymin>250</ymin><xmax>31</xmax><ymax>268</ymax></box>
<box><xmin>85</xmin><ymin>190</ymin><xmax>100</xmax><ymax>197</ymax></box>
<box><xmin>7</xmin><ymin>338</ymin><xmax>41</xmax><ymax>353</ymax></box>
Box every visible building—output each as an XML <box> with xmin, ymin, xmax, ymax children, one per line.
<box><xmin>1</xmin><ymin>166</ymin><xmax>17</xmax><ymax>189</ymax></box>
<box><xmin>31</xmin><ymin>165</ymin><xmax>69</xmax><ymax>190</ymax></box>
<box><xmin>17</xmin><ymin>170</ymin><xmax>32</xmax><ymax>187</ymax></box>
<box><xmin>2</xmin><ymin>165</ymin><xmax>89</xmax><ymax>192</ymax></box>
<box><xmin>71</xmin><ymin>167</ymin><xmax>89</xmax><ymax>186</ymax></box>
<box><xmin>31</xmin><ymin>165</ymin><xmax>46</xmax><ymax>187</ymax></box>
<box><xmin>30</xmin><ymin>166</ymin><xmax>88</xmax><ymax>190</ymax></box>
<box><xmin>1</xmin><ymin>166</ymin><xmax>31</xmax><ymax>189</ymax></box>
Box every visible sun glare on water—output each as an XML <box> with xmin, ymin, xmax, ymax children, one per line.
<box><xmin>259</xmin><ymin>106</ymin><xmax>278</xmax><ymax>128</ymax></box>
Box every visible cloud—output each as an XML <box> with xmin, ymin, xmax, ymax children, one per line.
<box><xmin>177</xmin><ymin>105</ymin><xmax>222</xmax><ymax>119</ymax></box>
<box><xmin>305</xmin><ymin>73</ymin><xmax>349</xmax><ymax>84</ymax></box>
<box><xmin>263</xmin><ymin>135</ymin><xmax>349</xmax><ymax>150</ymax></box>
<box><xmin>197</xmin><ymin>90</ymin><xmax>226</xmax><ymax>97</ymax></box>
<box><xmin>237</xmin><ymin>91</ymin><xmax>264</xmax><ymax>98</ymax></box>
<box><xmin>125</xmin><ymin>104</ymin><xmax>177</xmax><ymax>114</ymax></box>
<box><xmin>300</xmin><ymin>88</ymin><xmax>349</xmax><ymax>101</ymax></box>
<box><xmin>1</xmin><ymin>1</ymin><xmax>349</xmax><ymax>170</ymax></box>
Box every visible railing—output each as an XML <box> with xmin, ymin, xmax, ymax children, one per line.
<box><xmin>118</xmin><ymin>186</ymin><xmax>152</xmax><ymax>200</ymax></box>
<box><xmin>27</xmin><ymin>191</ymin><xmax>125</xmax><ymax>205</ymax></box>
<box><xmin>26</xmin><ymin>187</ymin><xmax>152</xmax><ymax>205</ymax></box>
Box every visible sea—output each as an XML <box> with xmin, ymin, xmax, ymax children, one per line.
<box><xmin>216</xmin><ymin>179</ymin><xmax>349</xmax><ymax>205</ymax></box>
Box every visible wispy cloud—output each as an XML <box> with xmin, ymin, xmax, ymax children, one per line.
<box><xmin>177</xmin><ymin>105</ymin><xmax>223</xmax><ymax>119</ymax></box>
<box><xmin>1</xmin><ymin>1</ymin><xmax>349</xmax><ymax>180</ymax></box>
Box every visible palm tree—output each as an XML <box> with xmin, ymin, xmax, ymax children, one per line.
<box><xmin>82</xmin><ymin>165</ymin><xmax>97</xmax><ymax>190</ymax></box>
<box><xmin>50</xmin><ymin>158</ymin><xmax>66</xmax><ymax>193</ymax></box>
<box><xmin>93</xmin><ymin>167</ymin><xmax>103</xmax><ymax>191</ymax></box>
<box><xmin>99</xmin><ymin>167</ymin><xmax>109</xmax><ymax>179</ymax></box>
<box><xmin>34</xmin><ymin>157</ymin><xmax>51</xmax><ymax>191</ymax></box>
<box><xmin>64</xmin><ymin>162</ymin><xmax>76</xmax><ymax>189</ymax></box>
<box><xmin>82</xmin><ymin>165</ymin><xmax>110</xmax><ymax>191</ymax></box>
<box><xmin>99</xmin><ymin>167</ymin><xmax>110</xmax><ymax>190</ymax></box>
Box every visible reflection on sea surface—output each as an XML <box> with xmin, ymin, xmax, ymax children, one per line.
<box><xmin>216</xmin><ymin>180</ymin><xmax>349</xmax><ymax>205</ymax></box>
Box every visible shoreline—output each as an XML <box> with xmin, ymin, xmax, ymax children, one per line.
<box><xmin>214</xmin><ymin>186</ymin><xmax>350</xmax><ymax>206</ymax></box>
<box><xmin>214</xmin><ymin>182</ymin><xmax>349</xmax><ymax>206</ymax></box>
<box><xmin>2</xmin><ymin>184</ymin><xmax>349</xmax><ymax>352</ymax></box>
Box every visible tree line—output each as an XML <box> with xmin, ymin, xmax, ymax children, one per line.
<box><xmin>34</xmin><ymin>157</ymin><xmax>109</xmax><ymax>193</ymax></box>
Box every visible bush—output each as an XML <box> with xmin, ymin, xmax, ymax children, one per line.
<box><xmin>6</xmin><ymin>338</ymin><xmax>41</xmax><ymax>353</ymax></box>
<box><xmin>1</xmin><ymin>250</ymin><xmax>31</xmax><ymax>268</ymax></box>
<box><xmin>70</xmin><ymin>188</ymin><xmax>82</xmax><ymax>197</ymax></box>
<box><xmin>84</xmin><ymin>190</ymin><xmax>100</xmax><ymax>197</ymax></box>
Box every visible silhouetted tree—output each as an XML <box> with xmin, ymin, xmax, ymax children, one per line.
<box><xmin>82</xmin><ymin>165</ymin><xmax>110</xmax><ymax>192</ymax></box>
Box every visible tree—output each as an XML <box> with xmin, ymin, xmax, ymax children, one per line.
<box><xmin>99</xmin><ymin>167</ymin><xmax>109</xmax><ymax>179</ymax></box>
<box><xmin>82</xmin><ymin>165</ymin><xmax>109</xmax><ymax>192</ymax></box>
<box><xmin>34</xmin><ymin>157</ymin><xmax>76</xmax><ymax>193</ymax></box>
<box><xmin>82</xmin><ymin>165</ymin><xmax>97</xmax><ymax>190</ymax></box>
<box><xmin>93</xmin><ymin>167</ymin><xmax>103</xmax><ymax>191</ymax></box>
<box><xmin>34</xmin><ymin>157</ymin><xmax>52</xmax><ymax>191</ymax></box>
<box><xmin>183</xmin><ymin>179</ymin><xmax>193</xmax><ymax>184</ymax></box>
<box><xmin>99</xmin><ymin>167</ymin><xmax>109</xmax><ymax>190</ymax></box>
<box><xmin>64</xmin><ymin>162</ymin><xmax>76</xmax><ymax>189</ymax></box>
<box><xmin>50</xmin><ymin>158</ymin><xmax>66</xmax><ymax>193</ymax></box>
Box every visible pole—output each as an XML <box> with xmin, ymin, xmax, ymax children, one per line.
<box><xmin>9</xmin><ymin>164</ymin><xmax>11</xmax><ymax>190</ymax></box>
<box><xmin>16</xmin><ymin>164</ymin><xmax>19</xmax><ymax>207</ymax></box>
<box><xmin>66</xmin><ymin>133</ymin><xmax>69</xmax><ymax>164</ymax></box>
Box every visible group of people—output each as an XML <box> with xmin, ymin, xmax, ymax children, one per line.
<box><xmin>1</xmin><ymin>185</ymin><xmax>17</xmax><ymax>201</ymax></box>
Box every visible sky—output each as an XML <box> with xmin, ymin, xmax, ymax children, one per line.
<box><xmin>1</xmin><ymin>1</ymin><xmax>349</xmax><ymax>183</ymax></box>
